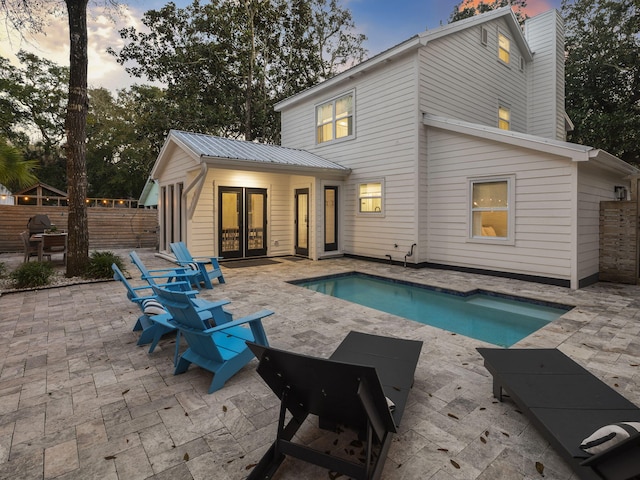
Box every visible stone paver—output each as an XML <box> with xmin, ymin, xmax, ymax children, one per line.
<box><xmin>1</xmin><ymin>248</ymin><xmax>639</xmax><ymax>479</ymax></box>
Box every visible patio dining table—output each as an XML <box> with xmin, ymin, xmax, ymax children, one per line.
<box><xmin>30</xmin><ymin>232</ymin><xmax>68</xmax><ymax>261</ymax></box>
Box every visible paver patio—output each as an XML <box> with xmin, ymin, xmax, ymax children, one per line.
<box><xmin>1</xmin><ymin>248</ymin><xmax>639</xmax><ymax>479</ymax></box>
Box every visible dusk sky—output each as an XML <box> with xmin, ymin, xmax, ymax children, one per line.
<box><xmin>0</xmin><ymin>0</ymin><xmax>563</xmax><ymax>92</ymax></box>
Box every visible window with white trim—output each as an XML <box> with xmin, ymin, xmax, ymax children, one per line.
<box><xmin>470</xmin><ymin>178</ymin><xmax>512</xmax><ymax>240</ymax></box>
<box><xmin>316</xmin><ymin>93</ymin><xmax>354</xmax><ymax>144</ymax></box>
<box><xmin>358</xmin><ymin>181</ymin><xmax>383</xmax><ymax>214</ymax></box>
<box><xmin>498</xmin><ymin>106</ymin><xmax>510</xmax><ymax>130</ymax></box>
<box><xmin>498</xmin><ymin>32</ymin><xmax>510</xmax><ymax>64</ymax></box>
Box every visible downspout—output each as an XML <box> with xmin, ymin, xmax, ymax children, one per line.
<box><xmin>570</xmin><ymin>161</ymin><xmax>579</xmax><ymax>289</ymax></box>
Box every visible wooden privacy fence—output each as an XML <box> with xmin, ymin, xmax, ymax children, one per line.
<box><xmin>0</xmin><ymin>205</ymin><xmax>158</xmax><ymax>252</ymax></box>
<box><xmin>599</xmin><ymin>200</ymin><xmax>637</xmax><ymax>284</ymax></box>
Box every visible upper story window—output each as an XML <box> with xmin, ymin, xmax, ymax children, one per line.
<box><xmin>498</xmin><ymin>106</ymin><xmax>511</xmax><ymax>130</ymax></box>
<box><xmin>358</xmin><ymin>181</ymin><xmax>383</xmax><ymax>214</ymax></box>
<box><xmin>498</xmin><ymin>33</ymin><xmax>510</xmax><ymax>64</ymax></box>
<box><xmin>470</xmin><ymin>177</ymin><xmax>513</xmax><ymax>241</ymax></box>
<box><xmin>316</xmin><ymin>93</ymin><xmax>354</xmax><ymax>144</ymax></box>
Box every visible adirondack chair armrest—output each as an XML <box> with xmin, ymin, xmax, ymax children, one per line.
<box><xmin>194</xmin><ymin>300</ymin><xmax>232</xmax><ymax>324</ymax></box>
<box><xmin>144</xmin><ymin>266</ymin><xmax>189</xmax><ymax>274</ymax></box>
<box><xmin>129</xmin><ymin>283</ymin><xmax>155</xmax><ymax>293</ymax></box>
<box><xmin>162</xmin><ymin>281</ymin><xmax>198</xmax><ymax>293</ymax></box>
<box><xmin>177</xmin><ymin>257</ymin><xmax>221</xmax><ymax>266</ymax></box>
<box><xmin>129</xmin><ymin>280</ymin><xmax>189</xmax><ymax>292</ymax></box>
<box><xmin>143</xmin><ymin>267</ymin><xmax>191</xmax><ymax>276</ymax></box>
<box><xmin>207</xmin><ymin>309</ymin><xmax>274</xmax><ymax>333</ymax></box>
<box><xmin>195</xmin><ymin>299</ymin><xmax>231</xmax><ymax>313</ymax></box>
<box><xmin>193</xmin><ymin>256</ymin><xmax>223</xmax><ymax>263</ymax></box>
<box><xmin>129</xmin><ymin>294</ymin><xmax>156</xmax><ymax>304</ymax></box>
<box><xmin>213</xmin><ymin>309</ymin><xmax>273</xmax><ymax>345</ymax></box>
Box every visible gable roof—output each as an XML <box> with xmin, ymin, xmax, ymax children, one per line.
<box><xmin>152</xmin><ymin>130</ymin><xmax>350</xmax><ymax>178</ymax></box>
<box><xmin>13</xmin><ymin>182</ymin><xmax>68</xmax><ymax>197</ymax></box>
<box><xmin>275</xmin><ymin>6</ymin><xmax>531</xmax><ymax>111</ymax></box>
<box><xmin>423</xmin><ymin>113</ymin><xmax>637</xmax><ymax>175</ymax></box>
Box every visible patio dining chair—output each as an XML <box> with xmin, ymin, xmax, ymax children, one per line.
<box><xmin>20</xmin><ymin>231</ymin><xmax>42</xmax><ymax>262</ymax></box>
<box><xmin>151</xmin><ymin>285</ymin><xmax>273</xmax><ymax>393</ymax></box>
<box><xmin>170</xmin><ymin>241</ymin><xmax>225</xmax><ymax>289</ymax></box>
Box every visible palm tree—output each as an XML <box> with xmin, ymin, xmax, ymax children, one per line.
<box><xmin>0</xmin><ymin>139</ymin><xmax>38</xmax><ymax>189</ymax></box>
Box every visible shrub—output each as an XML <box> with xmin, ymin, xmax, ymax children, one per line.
<box><xmin>84</xmin><ymin>251</ymin><xmax>126</xmax><ymax>279</ymax></box>
<box><xmin>10</xmin><ymin>261</ymin><xmax>55</xmax><ymax>288</ymax></box>
<box><xmin>0</xmin><ymin>261</ymin><xmax>6</xmax><ymax>278</ymax></box>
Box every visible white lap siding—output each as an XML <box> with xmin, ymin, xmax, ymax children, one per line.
<box><xmin>420</xmin><ymin>17</ymin><xmax>529</xmax><ymax>134</ymax></box>
<box><xmin>576</xmin><ymin>163</ymin><xmax>624</xmax><ymax>283</ymax></box>
<box><xmin>280</xmin><ymin>52</ymin><xmax>421</xmax><ymax>260</ymax></box>
<box><xmin>187</xmin><ymin>169</ymin><xmax>314</xmax><ymax>258</ymax></box>
<box><xmin>426</xmin><ymin>126</ymin><xmax>574</xmax><ymax>282</ymax></box>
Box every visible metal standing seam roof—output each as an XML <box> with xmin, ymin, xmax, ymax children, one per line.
<box><xmin>170</xmin><ymin>130</ymin><xmax>350</xmax><ymax>172</ymax></box>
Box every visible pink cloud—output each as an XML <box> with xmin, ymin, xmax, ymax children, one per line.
<box><xmin>457</xmin><ymin>0</ymin><xmax>558</xmax><ymax>17</ymax></box>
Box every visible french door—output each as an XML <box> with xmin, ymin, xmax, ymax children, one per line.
<box><xmin>295</xmin><ymin>188</ymin><xmax>309</xmax><ymax>256</ymax></box>
<box><xmin>219</xmin><ymin>187</ymin><xmax>267</xmax><ymax>258</ymax></box>
<box><xmin>324</xmin><ymin>186</ymin><xmax>338</xmax><ymax>251</ymax></box>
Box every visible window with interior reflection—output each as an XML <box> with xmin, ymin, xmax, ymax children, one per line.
<box><xmin>359</xmin><ymin>182</ymin><xmax>382</xmax><ymax>213</ymax></box>
<box><xmin>498</xmin><ymin>33</ymin><xmax>510</xmax><ymax>64</ymax></box>
<box><xmin>316</xmin><ymin>93</ymin><xmax>353</xmax><ymax>144</ymax></box>
<box><xmin>498</xmin><ymin>106</ymin><xmax>510</xmax><ymax>130</ymax></box>
<box><xmin>471</xmin><ymin>180</ymin><xmax>509</xmax><ymax>239</ymax></box>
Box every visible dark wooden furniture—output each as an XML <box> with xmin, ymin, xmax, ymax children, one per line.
<box><xmin>39</xmin><ymin>233</ymin><xmax>67</xmax><ymax>263</ymax></box>
<box><xmin>247</xmin><ymin>331</ymin><xmax>423</xmax><ymax>480</ymax></box>
<box><xmin>20</xmin><ymin>231</ymin><xmax>40</xmax><ymax>262</ymax></box>
<box><xmin>478</xmin><ymin>348</ymin><xmax>640</xmax><ymax>480</ymax></box>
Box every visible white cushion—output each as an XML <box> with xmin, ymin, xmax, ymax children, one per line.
<box><xmin>186</xmin><ymin>262</ymin><xmax>199</xmax><ymax>271</ymax></box>
<box><xmin>580</xmin><ymin>422</ymin><xmax>640</xmax><ymax>455</ymax></box>
<box><xmin>142</xmin><ymin>299</ymin><xmax>166</xmax><ymax>316</ymax></box>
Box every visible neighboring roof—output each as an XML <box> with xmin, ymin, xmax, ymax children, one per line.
<box><xmin>14</xmin><ymin>182</ymin><xmax>68</xmax><ymax>197</ymax></box>
<box><xmin>153</xmin><ymin>130</ymin><xmax>350</xmax><ymax>176</ymax></box>
<box><xmin>138</xmin><ymin>178</ymin><xmax>158</xmax><ymax>207</ymax></box>
<box><xmin>275</xmin><ymin>6</ymin><xmax>531</xmax><ymax>111</ymax></box>
<box><xmin>423</xmin><ymin>113</ymin><xmax>638</xmax><ymax>175</ymax></box>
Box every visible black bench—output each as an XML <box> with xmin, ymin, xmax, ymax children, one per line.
<box><xmin>247</xmin><ymin>331</ymin><xmax>423</xmax><ymax>480</ymax></box>
<box><xmin>478</xmin><ymin>348</ymin><xmax>640</xmax><ymax>480</ymax></box>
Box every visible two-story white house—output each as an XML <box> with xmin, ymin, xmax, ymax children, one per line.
<box><xmin>150</xmin><ymin>7</ymin><xmax>636</xmax><ymax>289</ymax></box>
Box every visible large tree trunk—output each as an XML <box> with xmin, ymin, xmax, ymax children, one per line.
<box><xmin>65</xmin><ymin>0</ymin><xmax>90</xmax><ymax>277</ymax></box>
<box><xmin>244</xmin><ymin>0</ymin><xmax>255</xmax><ymax>141</ymax></box>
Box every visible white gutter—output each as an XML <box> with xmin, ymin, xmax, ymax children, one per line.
<box><xmin>423</xmin><ymin>113</ymin><xmax>625</xmax><ymax>164</ymax></box>
<box><xmin>201</xmin><ymin>156</ymin><xmax>351</xmax><ymax>177</ymax></box>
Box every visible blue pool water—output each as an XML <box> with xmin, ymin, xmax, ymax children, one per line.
<box><xmin>292</xmin><ymin>273</ymin><xmax>571</xmax><ymax>347</ymax></box>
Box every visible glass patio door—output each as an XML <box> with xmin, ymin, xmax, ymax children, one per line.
<box><xmin>220</xmin><ymin>187</ymin><xmax>242</xmax><ymax>259</ymax></box>
<box><xmin>295</xmin><ymin>188</ymin><xmax>309</xmax><ymax>256</ymax></box>
<box><xmin>324</xmin><ymin>186</ymin><xmax>338</xmax><ymax>251</ymax></box>
<box><xmin>219</xmin><ymin>187</ymin><xmax>267</xmax><ymax>259</ymax></box>
<box><xmin>246</xmin><ymin>188</ymin><xmax>267</xmax><ymax>257</ymax></box>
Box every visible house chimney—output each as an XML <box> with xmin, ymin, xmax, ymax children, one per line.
<box><xmin>524</xmin><ymin>9</ymin><xmax>566</xmax><ymax>141</ymax></box>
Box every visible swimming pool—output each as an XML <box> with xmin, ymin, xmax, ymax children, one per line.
<box><xmin>290</xmin><ymin>272</ymin><xmax>572</xmax><ymax>347</ymax></box>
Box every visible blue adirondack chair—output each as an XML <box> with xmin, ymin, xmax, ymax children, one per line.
<box><xmin>130</xmin><ymin>250</ymin><xmax>201</xmax><ymax>290</ymax></box>
<box><xmin>112</xmin><ymin>263</ymin><xmax>178</xmax><ymax>349</ymax></box>
<box><xmin>170</xmin><ymin>241</ymin><xmax>225</xmax><ymax>289</ymax></box>
<box><xmin>112</xmin><ymin>264</ymin><xmax>229</xmax><ymax>355</ymax></box>
<box><xmin>151</xmin><ymin>285</ymin><xmax>273</xmax><ymax>393</ymax></box>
